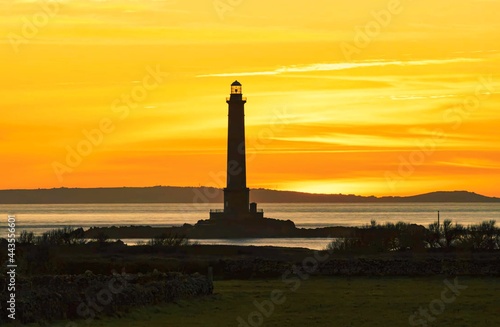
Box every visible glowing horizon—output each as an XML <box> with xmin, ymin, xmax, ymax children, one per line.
<box><xmin>1</xmin><ymin>0</ymin><xmax>499</xmax><ymax>197</ymax></box>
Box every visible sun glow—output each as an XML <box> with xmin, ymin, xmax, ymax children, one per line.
<box><xmin>1</xmin><ymin>0</ymin><xmax>500</xmax><ymax>196</ymax></box>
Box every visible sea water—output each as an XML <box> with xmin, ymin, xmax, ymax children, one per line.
<box><xmin>1</xmin><ymin>203</ymin><xmax>499</xmax><ymax>250</ymax></box>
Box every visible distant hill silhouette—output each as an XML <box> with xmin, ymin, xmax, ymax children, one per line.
<box><xmin>0</xmin><ymin>187</ymin><xmax>498</xmax><ymax>204</ymax></box>
<box><xmin>377</xmin><ymin>191</ymin><xmax>499</xmax><ymax>203</ymax></box>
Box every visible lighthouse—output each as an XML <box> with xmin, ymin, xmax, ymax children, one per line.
<box><xmin>210</xmin><ymin>81</ymin><xmax>263</xmax><ymax>220</ymax></box>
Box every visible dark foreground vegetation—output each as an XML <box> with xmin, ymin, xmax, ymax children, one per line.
<box><xmin>328</xmin><ymin>219</ymin><xmax>500</xmax><ymax>253</ymax></box>
<box><xmin>1</xmin><ymin>219</ymin><xmax>499</xmax><ymax>276</ymax></box>
<box><xmin>0</xmin><ymin>219</ymin><xmax>499</xmax><ymax>325</ymax></box>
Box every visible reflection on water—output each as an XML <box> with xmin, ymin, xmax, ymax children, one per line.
<box><xmin>122</xmin><ymin>238</ymin><xmax>336</xmax><ymax>250</ymax></box>
<box><xmin>1</xmin><ymin>203</ymin><xmax>499</xmax><ymax>249</ymax></box>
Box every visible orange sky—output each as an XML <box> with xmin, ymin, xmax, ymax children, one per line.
<box><xmin>1</xmin><ymin>0</ymin><xmax>499</xmax><ymax>196</ymax></box>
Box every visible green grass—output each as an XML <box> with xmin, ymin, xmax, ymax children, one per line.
<box><xmin>40</xmin><ymin>276</ymin><xmax>499</xmax><ymax>327</ymax></box>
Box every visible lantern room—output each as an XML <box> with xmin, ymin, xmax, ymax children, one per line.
<box><xmin>231</xmin><ymin>80</ymin><xmax>242</xmax><ymax>94</ymax></box>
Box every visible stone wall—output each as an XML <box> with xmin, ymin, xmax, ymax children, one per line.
<box><xmin>215</xmin><ymin>257</ymin><xmax>500</xmax><ymax>278</ymax></box>
<box><xmin>0</xmin><ymin>271</ymin><xmax>213</xmax><ymax>324</ymax></box>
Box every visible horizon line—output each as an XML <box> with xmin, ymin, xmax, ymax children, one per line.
<box><xmin>0</xmin><ymin>186</ymin><xmax>497</xmax><ymax>199</ymax></box>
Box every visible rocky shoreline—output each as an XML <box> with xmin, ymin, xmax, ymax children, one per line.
<box><xmin>83</xmin><ymin>218</ymin><xmax>365</xmax><ymax>239</ymax></box>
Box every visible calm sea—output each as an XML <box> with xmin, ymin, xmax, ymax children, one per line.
<box><xmin>1</xmin><ymin>203</ymin><xmax>499</xmax><ymax>250</ymax></box>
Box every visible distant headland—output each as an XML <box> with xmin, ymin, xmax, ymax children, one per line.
<box><xmin>0</xmin><ymin>187</ymin><xmax>498</xmax><ymax>204</ymax></box>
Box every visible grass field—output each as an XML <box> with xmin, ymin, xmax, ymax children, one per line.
<box><xmin>41</xmin><ymin>276</ymin><xmax>499</xmax><ymax>327</ymax></box>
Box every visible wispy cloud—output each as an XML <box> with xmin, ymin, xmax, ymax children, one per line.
<box><xmin>437</xmin><ymin>160</ymin><xmax>500</xmax><ymax>170</ymax></box>
<box><xmin>197</xmin><ymin>58</ymin><xmax>482</xmax><ymax>78</ymax></box>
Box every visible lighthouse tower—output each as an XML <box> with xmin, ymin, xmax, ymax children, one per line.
<box><xmin>210</xmin><ymin>81</ymin><xmax>263</xmax><ymax>220</ymax></box>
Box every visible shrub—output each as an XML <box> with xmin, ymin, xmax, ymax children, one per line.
<box><xmin>147</xmin><ymin>233</ymin><xmax>190</xmax><ymax>247</ymax></box>
<box><xmin>459</xmin><ymin>220</ymin><xmax>498</xmax><ymax>250</ymax></box>
<box><xmin>34</xmin><ymin>227</ymin><xmax>86</xmax><ymax>246</ymax></box>
<box><xmin>19</xmin><ymin>230</ymin><xmax>35</xmax><ymax>245</ymax></box>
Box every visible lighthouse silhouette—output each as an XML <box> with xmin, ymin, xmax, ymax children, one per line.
<box><xmin>210</xmin><ymin>81</ymin><xmax>264</xmax><ymax>220</ymax></box>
